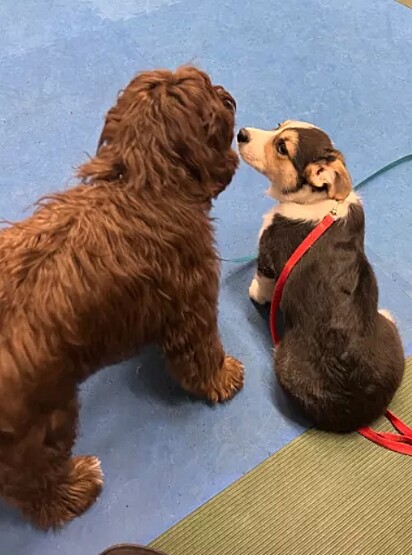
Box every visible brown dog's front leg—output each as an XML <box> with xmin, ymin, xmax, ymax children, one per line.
<box><xmin>162</xmin><ymin>311</ymin><xmax>244</xmax><ymax>404</ymax></box>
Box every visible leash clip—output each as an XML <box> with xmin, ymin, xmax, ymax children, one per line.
<box><xmin>330</xmin><ymin>201</ymin><xmax>339</xmax><ymax>217</ymax></box>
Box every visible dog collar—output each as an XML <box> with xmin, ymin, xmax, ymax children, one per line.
<box><xmin>269</xmin><ymin>208</ymin><xmax>412</xmax><ymax>455</ymax></box>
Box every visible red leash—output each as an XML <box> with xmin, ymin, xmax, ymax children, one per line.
<box><xmin>270</xmin><ymin>211</ymin><xmax>412</xmax><ymax>455</ymax></box>
<box><xmin>358</xmin><ymin>411</ymin><xmax>412</xmax><ymax>455</ymax></box>
<box><xmin>270</xmin><ymin>213</ymin><xmax>336</xmax><ymax>345</ymax></box>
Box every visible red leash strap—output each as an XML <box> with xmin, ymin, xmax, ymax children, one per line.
<box><xmin>270</xmin><ymin>211</ymin><xmax>411</xmax><ymax>455</ymax></box>
<box><xmin>358</xmin><ymin>411</ymin><xmax>412</xmax><ymax>455</ymax></box>
<box><xmin>270</xmin><ymin>213</ymin><xmax>336</xmax><ymax>346</ymax></box>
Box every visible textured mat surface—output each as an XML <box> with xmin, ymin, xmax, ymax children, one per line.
<box><xmin>151</xmin><ymin>357</ymin><xmax>412</xmax><ymax>555</ymax></box>
<box><xmin>396</xmin><ymin>1</ymin><xmax>412</xmax><ymax>8</ymax></box>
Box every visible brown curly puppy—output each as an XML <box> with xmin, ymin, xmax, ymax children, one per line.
<box><xmin>0</xmin><ymin>66</ymin><xmax>244</xmax><ymax>529</ymax></box>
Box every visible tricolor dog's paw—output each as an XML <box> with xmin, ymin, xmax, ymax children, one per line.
<box><xmin>249</xmin><ymin>275</ymin><xmax>274</xmax><ymax>305</ymax></box>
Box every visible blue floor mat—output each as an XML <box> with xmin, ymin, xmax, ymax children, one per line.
<box><xmin>0</xmin><ymin>0</ymin><xmax>412</xmax><ymax>553</ymax></box>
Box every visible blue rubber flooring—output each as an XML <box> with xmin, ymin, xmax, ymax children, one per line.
<box><xmin>1</xmin><ymin>1</ymin><xmax>412</xmax><ymax>553</ymax></box>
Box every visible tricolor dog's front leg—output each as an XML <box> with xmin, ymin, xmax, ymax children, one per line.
<box><xmin>249</xmin><ymin>272</ymin><xmax>275</xmax><ymax>305</ymax></box>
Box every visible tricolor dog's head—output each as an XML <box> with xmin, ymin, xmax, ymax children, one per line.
<box><xmin>237</xmin><ymin>120</ymin><xmax>352</xmax><ymax>203</ymax></box>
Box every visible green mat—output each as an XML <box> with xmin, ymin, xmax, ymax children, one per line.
<box><xmin>396</xmin><ymin>0</ymin><xmax>412</xmax><ymax>8</ymax></box>
<box><xmin>151</xmin><ymin>357</ymin><xmax>412</xmax><ymax>555</ymax></box>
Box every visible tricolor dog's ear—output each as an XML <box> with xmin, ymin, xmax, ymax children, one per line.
<box><xmin>305</xmin><ymin>150</ymin><xmax>352</xmax><ymax>201</ymax></box>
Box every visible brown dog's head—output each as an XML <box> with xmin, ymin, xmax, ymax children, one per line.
<box><xmin>237</xmin><ymin>120</ymin><xmax>352</xmax><ymax>203</ymax></box>
<box><xmin>78</xmin><ymin>66</ymin><xmax>238</xmax><ymax>201</ymax></box>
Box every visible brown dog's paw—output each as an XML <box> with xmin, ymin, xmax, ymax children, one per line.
<box><xmin>26</xmin><ymin>455</ymin><xmax>103</xmax><ymax>530</ymax></box>
<box><xmin>206</xmin><ymin>356</ymin><xmax>244</xmax><ymax>404</ymax></box>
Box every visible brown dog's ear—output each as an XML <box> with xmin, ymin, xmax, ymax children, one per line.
<box><xmin>305</xmin><ymin>151</ymin><xmax>352</xmax><ymax>201</ymax></box>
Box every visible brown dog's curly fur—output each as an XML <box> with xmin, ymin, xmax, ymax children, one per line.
<box><xmin>0</xmin><ymin>66</ymin><xmax>243</xmax><ymax>529</ymax></box>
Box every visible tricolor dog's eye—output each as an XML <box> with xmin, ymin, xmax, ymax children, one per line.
<box><xmin>276</xmin><ymin>139</ymin><xmax>288</xmax><ymax>156</ymax></box>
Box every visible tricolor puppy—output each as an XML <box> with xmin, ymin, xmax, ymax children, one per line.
<box><xmin>237</xmin><ymin>120</ymin><xmax>404</xmax><ymax>432</ymax></box>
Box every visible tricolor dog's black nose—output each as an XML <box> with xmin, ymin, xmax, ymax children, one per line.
<box><xmin>237</xmin><ymin>128</ymin><xmax>250</xmax><ymax>143</ymax></box>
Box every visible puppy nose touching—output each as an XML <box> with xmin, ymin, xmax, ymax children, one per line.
<box><xmin>237</xmin><ymin>128</ymin><xmax>250</xmax><ymax>143</ymax></box>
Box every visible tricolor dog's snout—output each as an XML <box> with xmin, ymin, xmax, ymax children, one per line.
<box><xmin>237</xmin><ymin>128</ymin><xmax>250</xmax><ymax>143</ymax></box>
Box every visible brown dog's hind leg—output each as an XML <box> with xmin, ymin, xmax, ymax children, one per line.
<box><xmin>0</xmin><ymin>396</ymin><xmax>103</xmax><ymax>529</ymax></box>
<box><xmin>162</xmin><ymin>310</ymin><xmax>244</xmax><ymax>404</ymax></box>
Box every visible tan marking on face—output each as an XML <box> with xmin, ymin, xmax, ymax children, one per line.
<box><xmin>262</xmin><ymin>130</ymin><xmax>299</xmax><ymax>195</ymax></box>
<box><xmin>279</xmin><ymin>129</ymin><xmax>299</xmax><ymax>158</ymax></box>
<box><xmin>237</xmin><ymin>128</ymin><xmax>275</xmax><ymax>172</ymax></box>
